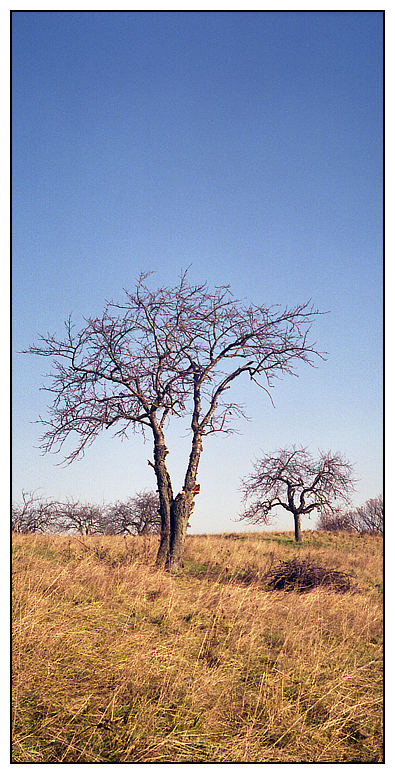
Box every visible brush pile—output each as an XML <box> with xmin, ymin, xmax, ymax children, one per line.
<box><xmin>265</xmin><ymin>557</ymin><xmax>352</xmax><ymax>593</ymax></box>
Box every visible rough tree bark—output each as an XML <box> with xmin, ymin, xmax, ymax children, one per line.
<box><xmin>167</xmin><ymin>433</ymin><xmax>202</xmax><ymax>570</ymax></box>
<box><xmin>153</xmin><ymin>429</ymin><xmax>202</xmax><ymax>570</ymax></box>
<box><xmin>293</xmin><ymin>512</ymin><xmax>302</xmax><ymax>542</ymax></box>
<box><xmin>152</xmin><ymin>438</ymin><xmax>173</xmax><ymax>567</ymax></box>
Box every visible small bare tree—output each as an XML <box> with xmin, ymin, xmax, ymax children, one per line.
<box><xmin>318</xmin><ymin>495</ymin><xmax>383</xmax><ymax>535</ymax></box>
<box><xmin>55</xmin><ymin>501</ymin><xmax>105</xmax><ymax>535</ymax></box>
<box><xmin>105</xmin><ymin>490</ymin><xmax>161</xmax><ymax>535</ymax></box>
<box><xmin>12</xmin><ymin>491</ymin><xmax>58</xmax><ymax>533</ymax></box>
<box><xmin>316</xmin><ymin>508</ymin><xmax>354</xmax><ymax>532</ymax></box>
<box><xmin>240</xmin><ymin>447</ymin><xmax>355</xmax><ymax>542</ymax></box>
<box><xmin>28</xmin><ymin>272</ymin><xmax>323</xmax><ymax>570</ymax></box>
<box><xmin>349</xmin><ymin>495</ymin><xmax>383</xmax><ymax>535</ymax></box>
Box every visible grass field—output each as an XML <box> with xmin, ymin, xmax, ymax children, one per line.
<box><xmin>12</xmin><ymin>530</ymin><xmax>383</xmax><ymax>763</ymax></box>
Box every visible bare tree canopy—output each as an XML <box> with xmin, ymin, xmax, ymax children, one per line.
<box><xmin>12</xmin><ymin>491</ymin><xmax>160</xmax><ymax>537</ymax></box>
<box><xmin>105</xmin><ymin>490</ymin><xmax>160</xmax><ymax>535</ymax></box>
<box><xmin>28</xmin><ymin>272</ymin><xmax>324</xmax><ymax>569</ymax></box>
<box><xmin>240</xmin><ymin>447</ymin><xmax>355</xmax><ymax>542</ymax></box>
<box><xmin>318</xmin><ymin>495</ymin><xmax>383</xmax><ymax>535</ymax></box>
<box><xmin>348</xmin><ymin>495</ymin><xmax>383</xmax><ymax>535</ymax></box>
<box><xmin>12</xmin><ymin>491</ymin><xmax>59</xmax><ymax>534</ymax></box>
<box><xmin>55</xmin><ymin>501</ymin><xmax>105</xmax><ymax>536</ymax></box>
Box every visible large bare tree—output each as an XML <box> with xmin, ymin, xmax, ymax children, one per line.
<box><xmin>240</xmin><ymin>447</ymin><xmax>355</xmax><ymax>541</ymax></box>
<box><xmin>28</xmin><ymin>272</ymin><xmax>323</xmax><ymax>569</ymax></box>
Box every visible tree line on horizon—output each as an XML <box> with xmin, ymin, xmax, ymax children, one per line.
<box><xmin>12</xmin><ymin>490</ymin><xmax>161</xmax><ymax>537</ymax></box>
<box><xmin>12</xmin><ymin>487</ymin><xmax>382</xmax><ymax>538</ymax></box>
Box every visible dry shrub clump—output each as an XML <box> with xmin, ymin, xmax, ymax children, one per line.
<box><xmin>264</xmin><ymin>557</ymin><xmax>352</xmax><ymax>593</ymax></box>
<box><xmin>12</xmin><ymin>530</ymin><xmax>382</xmax><ymax>763</ymax></box>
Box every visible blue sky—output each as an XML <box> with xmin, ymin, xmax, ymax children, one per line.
<box><xmin>12</xmin><ymin>11</ymin><xmax>383</xmax><ymax>533</ymax></box>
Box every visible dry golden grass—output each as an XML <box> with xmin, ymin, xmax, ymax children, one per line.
<box><xmin>12</xmin><ymin>530</ymin><xmax>383</xmax><ymax>762</ymax></box>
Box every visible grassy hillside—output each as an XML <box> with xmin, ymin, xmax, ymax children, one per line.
<box><xmin>12</xmin><ymin>530</ymin><xmax>383</xmax><ymax>763</ymax></box>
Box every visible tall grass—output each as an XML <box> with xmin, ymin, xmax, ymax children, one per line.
<box><xmin>12</xmin><ymin>530</ymin><xmax>383</xmax><ymax>762</ymax></box>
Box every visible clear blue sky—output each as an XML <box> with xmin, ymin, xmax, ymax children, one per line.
<box><xmin>12</xmin><ymin>11</ymin><xmax>383</xmax><ymax>533</ymax></box>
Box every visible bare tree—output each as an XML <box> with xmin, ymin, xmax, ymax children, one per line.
<box><xmin>316</xmin><ymin>508</ymin><xmax>354</xmax><ymax>532</ymax></box>
<box><xmin>55</xmin><ymin>501</ymin><xmax>105</xmax><ymax>535</ymax></box>
<box><xmin>105</xmin><ymin>490</ymin><xmax>161</xmax><ymax>535</ymax></box>
<box><xmin>318</xmin><ymin>495</ymin><xmax>383</xmax><ymax>535</ymax></box>
<box><xmin>240</xmin><ymin>447</ymin><xmax>355</xmax><ymax>542</ymax></box>
<box><xmin>27</xmin><ymin>272</ymin><xmax>323</xmax><ymax>569</ymax></box>
<box><xmin>350</xmin><ymin>495</ymin><xmax>383</xmax><ymax>535</ymax></box>
<box><xmin>12</xmin><ymin>491</ymin><xmax>58</xmax><ymax>533</ymax></box>
<box><xmin>11</xmin><ymin>491</ymin><xmax>162</xmax><ymax>537</ymax></box>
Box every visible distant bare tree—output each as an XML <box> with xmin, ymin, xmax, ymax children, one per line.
<box><xmin>349</xmin><ymin>495</ymin><xmax>383</xmax><ymax>535</ymax></box>
<box><xmin>56</xmin><ymin>501</ymin><xmax>105</xmax><ymax>535</ymax></box>
<box><xmin>12</xmin><ymin>491</ymin><xmax>58</xmax><ymax>533</ymax></box>
<box><xmin>318</xmin><ymin>495</ymin><xmax>383</xmax><ymax>535</ymax></box>
<box><xmin>105</xmin><ymin>490</ymin><xmax>161</xmax><ymax>535</ymax></box>
<box><xmin>240</xmin><ymin>447</ymin><xmax>355</xmax><ymax>542</ymax></box>
<box><xmin>28</xmin><ymin>272</ymin><xmax>323</xmax><ymax>570</ymax></box>
<box><xmin>316</xmin><ymin>508</ymin><xmax>354</xmax><ymax>532</ymax></box>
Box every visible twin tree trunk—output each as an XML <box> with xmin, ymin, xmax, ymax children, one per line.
<box><xmin>153</xmin><ymin>430</ymin><xmax>202</xmax><ymax>571</ymax></box>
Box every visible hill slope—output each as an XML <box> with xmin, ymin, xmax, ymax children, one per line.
<box><xmin>12</xmin><ymin>531</ymin><xmax>383</xmax><ymax>762</ymax></box>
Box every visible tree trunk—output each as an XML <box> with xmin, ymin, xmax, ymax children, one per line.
<box><xmin>294</xmin><ymin>512</ymin><xmax>302</xmax><ymax>542</ymax></box>
<box><xmin>167</xmin><ymin>492</ymin><xmax>191</xmax><ymax>572</ymax></box>
<box><xmin>152</xmin><ymin>426</ymin><xmax>202</xmax><ymax>571</ymax></box>
<box><xmin>166</xmin><ymin>433</ymin><xmax>203</xmax><ymax>571</ymax></box>
<box><xmin>153</xmin><ymin>438</ymin><xmax>173</xmax><ymax>568</ymax></box>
